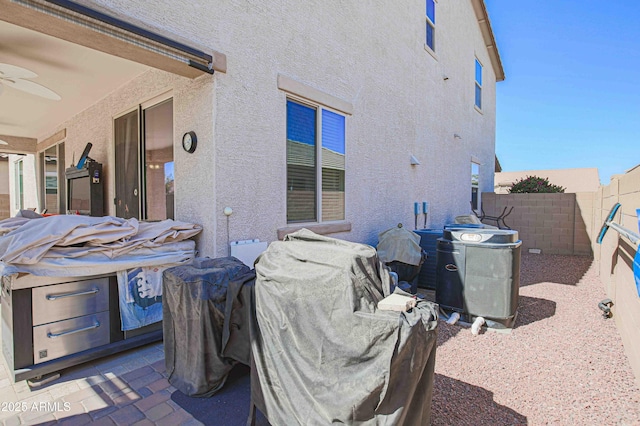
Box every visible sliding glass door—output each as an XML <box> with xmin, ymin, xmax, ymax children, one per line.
<box><xmin>114</xmin><ymin>109</ymin><xmax>140</xmax><ymax>219</ymax></box>
<box><xmin>114</xmin><ymin>96</ymin><xmax>173</xmax><ymax>220</ymax></box>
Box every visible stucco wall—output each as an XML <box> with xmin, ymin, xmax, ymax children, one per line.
<box><xmin>209</xmin><ymin>0</ymin><xmax>498</xmax><ymax>254</ymax></box>
<box><xmin>593</xmin><ymin>166</ymin><xmax>640</xmax><ymax>384</ymax></box>
<box><xmin>53</xmin><ymin>0</ymin><xmax>500</xmax><ymax>258</ymax></box>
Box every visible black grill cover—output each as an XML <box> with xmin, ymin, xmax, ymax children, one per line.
<box><xmin>163</xmin><ymin>256</ymin><xmax>255</xmax><ymax>397</ymax></box>
<box><xmin>251</xmin><ymin>229</ymin><xmax>438</xmax><ymax>425</ymax></box>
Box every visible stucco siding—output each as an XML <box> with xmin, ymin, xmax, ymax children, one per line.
<box><xmin>49</xmin><ymin>0</ymin><xmax>500</xmax><ymax>257</ymax></box>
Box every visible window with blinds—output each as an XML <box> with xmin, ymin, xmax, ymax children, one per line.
<box><xmin>287</xmin><ymin>99</ymin><xmax>345</xmax><ymax>223</ymax></box>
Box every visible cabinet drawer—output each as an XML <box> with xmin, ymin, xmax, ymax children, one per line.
<box><xmin>32</xmin><ymin>278</ymin><xmax>109</xmax><ymax>326</ymax></box>
<box><xmin>33</xmin><ymin>311</ymin><xmax>110</xmax><ymax>364</ymax></box>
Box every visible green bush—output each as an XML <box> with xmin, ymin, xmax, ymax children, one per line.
<box><xmin>509</xmin><ymin>175</ymin><xmax>565</xmax><ymax>193</ymax></box>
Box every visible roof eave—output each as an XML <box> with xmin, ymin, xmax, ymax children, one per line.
<box><xmin>471</xmin><ymin>0</ymin><xmax>505</xmax><ymax>82</ymax></box>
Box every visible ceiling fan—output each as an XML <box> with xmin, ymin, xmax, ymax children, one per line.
<box><xmin>0</xmin><ymin>63</ymin><xmax>61</xmax><ymax>101</ymax></box>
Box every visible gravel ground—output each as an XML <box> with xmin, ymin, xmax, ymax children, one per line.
<box><xmin>430</xmin><ymin>254</ymin><xmax>640</xmax><ymax>426</ymax></box>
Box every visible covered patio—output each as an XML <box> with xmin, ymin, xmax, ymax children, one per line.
<box><xmin>1</xmin><ymin>253</ymin><xmax>638</xmax><ymax>425</ymax></box>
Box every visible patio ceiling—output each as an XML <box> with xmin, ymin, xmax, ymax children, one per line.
<box><xmin>0</xmin><ymin>0</ymin><xmax>226</xmax><ymax>154</ymax></box>
<box><xmin>0</xmin><ymin>19</ymin><xmax>149</xmax><ymax>149</ymax></box>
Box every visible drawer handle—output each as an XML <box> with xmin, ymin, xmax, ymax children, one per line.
<box><xmin>46</xmin><ymin>287</ymin><xmax>99</xmax><ymax>301</ymax></box>
<box><xmin>47</xmin><ymin>321</ymin><xmax>100</xmax><ymax>339</ymax></box>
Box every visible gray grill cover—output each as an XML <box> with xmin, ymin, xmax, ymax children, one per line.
<box><xmin>163</xmin><ymin>257</ymin><xmax>255</xmax><ymax>397</ymax></box>
<box><xmin>251</xmin><ymin>229</ymin><xmax>438</xmax><ymax>425</ymax></box>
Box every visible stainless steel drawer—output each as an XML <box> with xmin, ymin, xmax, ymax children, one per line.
<box><xmin>33</xmin><ymin>311</ymin><xmax>110</xmax><ymax>364</ymax></box>
<box><xmin>32</xmin><ymin>278</ymin><xmax>109</xmax><ymax>326</ymax></box>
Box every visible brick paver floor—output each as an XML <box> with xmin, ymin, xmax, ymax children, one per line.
<box><xmin>0</xmin><ymin>340</ymin><xmax>205</xmax><ymax>426</ymax></box>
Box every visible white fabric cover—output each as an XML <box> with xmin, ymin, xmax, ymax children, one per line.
<box><xmin>0</xmin><ymin>215</ymin><xmax>200</xmax><ymax>277</ymax></box>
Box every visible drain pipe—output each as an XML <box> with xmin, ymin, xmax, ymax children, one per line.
<box><xmin>471</xmin><ymin>317</ymin><xmax>485</xmax><ymax>335</ymax></box>
<box><xmin>446</xmin><ymin>312</ymin><xmax>460</xmax><ymax>325</ymax></box>
<box><xmin>224</xmin><ymin>207</ymin><xmax>233</xmax><ymax>256</ymax></box>
<box><xmin>423</xmin><ymin>202</ymin><xmax>429</xmax><ymax>229</ymax></box>
<box><xmin>438</xmin><ymin>308</ymin><xmax>460</xmax><ymax>325</ymax></box>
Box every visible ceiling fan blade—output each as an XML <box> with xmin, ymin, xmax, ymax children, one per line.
<box><xmin>0</xmin><ymin>63</ymin><xmax>38</xmax><ymax>79</ymax></box>
<box><xmin>2</xmin><ymin>78</ymin><xmax>61</xmax><ymax>100</ymax></box>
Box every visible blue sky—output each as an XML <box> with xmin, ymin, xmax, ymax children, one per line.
<box><xmin>484</xmin><ymin>0</ymin><xmax>640</xmax><ymax>184</ymax></box>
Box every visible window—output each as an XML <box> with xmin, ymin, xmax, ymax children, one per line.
<box><xmin>14</xmin><ymin>158</ymin><xmax>23</xmax><ymax>210</ymax></box>
<box><xmin>39</xmin><ymin>142</ymin><xmax>65</xmax><ymax>214</ymax></box>
<box><xmin>286</xmin><ymin>99</ymin><xmax>345</xmax><ymax>224</ymax></box>
<box><xmin>471</xmin><ymin>162</ymin><xmax>480</xmax><ymax>210</ymax></box>
<box><xmin>114</xmin><ymin>96</ymin><xmax>174</xmax><ymax>220</ymax></box>
<box><xmin>475</xmin><ymin>58</ymin><xmax>483</xmax><ymax>109</ymax></box>
<box><xmin>426</xmin><ymin>0</ymin><xmax>436</xmax><ymax>51</ymax></box>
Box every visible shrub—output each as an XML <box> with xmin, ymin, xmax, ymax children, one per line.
<box><xmin>509</xmin><ymin>175</ymin><xmax>565</xmax><ymax>193</ymax></box>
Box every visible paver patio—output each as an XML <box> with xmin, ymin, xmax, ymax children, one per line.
<box><xmin>1</xmin><ymin>254</ymin><xmax>639</xmax><ymax>425</ymax></box>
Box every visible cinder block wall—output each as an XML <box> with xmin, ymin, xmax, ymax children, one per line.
<box><xmin>593</xmin><ymin>166</ymin><xmax>640</xmax><ymax>386</ymax></box>
<box><xmin>480</xmin><ymin>192</ymin><xmax>594</xmax><ymax>256</ymax></box>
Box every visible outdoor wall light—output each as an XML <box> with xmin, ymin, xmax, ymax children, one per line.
<box><xmin>410</xmin><ymin>155</ymin><xmax>421</xmax><ymax>165</ymax></box>
<box><xmin>454</xmin><ymin>133</ymin><xmax>462</xmax><ymax>139</ymax></box>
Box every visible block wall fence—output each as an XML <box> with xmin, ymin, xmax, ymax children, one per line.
<box><xmin>480</xmin><ymin>192</ymin><xmax>594</xmax><ymax>256</ymax></box>
<box><xmin>592</xmin><ymin>166</ymin><xmax>640</xmax><ymax>386</ymax></box>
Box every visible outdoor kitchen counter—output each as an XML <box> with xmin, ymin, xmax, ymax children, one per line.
<box><xmin>1</xmin><ymin>271</ymin><xmax>163</xmax><ymax>384</ymax></box>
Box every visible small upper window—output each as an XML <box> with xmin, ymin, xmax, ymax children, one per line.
<box><xmin>475</xmin><ymin>59</ymin><xmax>483</xmax><ymax>109</ymax></box>
<box><xmin>426</xmin><ymin>0</ymin><xmax>436</xmax><ymax>51</ymax></box>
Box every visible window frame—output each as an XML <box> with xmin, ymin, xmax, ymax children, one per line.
<box><xmin>286</xmin><ymin>95</ymin><xmax>346</xmax><ymax>225</ymax></box>
<box><xmin>14</xmin><ymin>158</ymin><xmax>24</xmax><ymax>211</ymax></box>
<box><xmin>425</xmin><ymin>0</ymin><xmax>436</xmax><ymax>53</ymax></box>
<box><xmin>475</xmin><ymin>58</ymin><xmax>483</xmax><ymax>110</ymax></box>
<box><xmin>38</xmin><ymin>141</ymin><xmax>66</xmax><ymax>214</ymax></box>
<box><xmin>141</xmin><ymin>95</ymin><xmax>174</xmax><ymax>221</ymax></box>
<box><xmin>471</xmin><ymin>161</ymin><xmax>480</xmax><ymax>211</ymax></box>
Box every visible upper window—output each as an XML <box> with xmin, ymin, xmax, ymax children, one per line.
<box><xmin>286</xmin><ymin>99</ymin><xmax>346</xmax><ymax>224</ymax></box>
<box><xmin>475</xmin><ymin>58</ymin><xmax>483</xmax><ymax>109</ymax></box>
<box><xmin>426</xmin><ymin>0</ymin><xmax>436</xmax><ymax>51</ymax></box>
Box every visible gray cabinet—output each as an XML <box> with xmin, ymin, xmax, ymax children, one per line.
<box><xmin>1</xmin><ymin>273</ymin><xmax>162</xmax><ymax>383</ymax></box>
